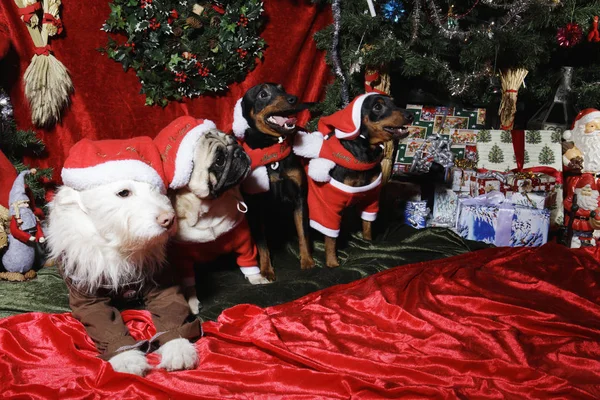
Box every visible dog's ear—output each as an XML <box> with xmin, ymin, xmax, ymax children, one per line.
<box><xmin>54</xmin><ymin>186</ymin><xmax>88</xmax><ymax>214</ymax></box>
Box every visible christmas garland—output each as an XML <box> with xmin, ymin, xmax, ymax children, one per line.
<box><xmin>101</xmin><ymin>0</ymin><xmax>266</xmax><ymax>106</ymax></box>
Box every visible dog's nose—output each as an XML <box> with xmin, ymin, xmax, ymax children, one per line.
<box><xmin>404</xmin><ymin>112</ymin><xmax>414</xmax><ymax>124</ymax></box>
<box><xmin>287</xmin><ymin>95</ymin><xmax>297</xmax><ymax>105</ymax></box>
<box><xmin>157</xmin><ymin>212</ymin><xmax>175</xmax><ymax>229</ymax></box>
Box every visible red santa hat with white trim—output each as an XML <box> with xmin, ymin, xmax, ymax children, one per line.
<box><xmin>61</xmin><ymin>137</ymin><xmax>167</xmax><ymax>194</ymax></box>
<box><xmin>317</xmin><ymin>92</ymin><xmax>377</xmax><ymax>139</ymax></box>
<box><xmin>575</xmin><ymin>173</ymin><xmax>598</xmax><ymax>191</ymax></box>
<box><xmin>153</xmin><ymin>116</ymin><xmax>217</xmax><ymax>189</ymax></box>
<box><xmin>563</xmin><ymin>108</ymin><xmax>600</xmax><ymax>141</ymax></box>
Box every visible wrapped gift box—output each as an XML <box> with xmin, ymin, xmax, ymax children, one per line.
<box><xmin>404</xmin><ymin>200</ymin><xmax>429</xmax><ymax>229</ymax></box>
<box><xmin>451</xmin><ymin>167</ymin><xmax>477</xmax><ymax>193</ymax></box>
<box><xmin>506</xmin><ymin>192</ymin><xmax>547</xmax><ymax>210</ymax></box>
<box><xmin>394</xmin><ymin>105</ymin><xmax>486</xmax><ymax>173</ymax></box>
<box><xmin>456</xmin><ymin>195</ymin><xmax>550</xmax><ymax>247</ymax></box>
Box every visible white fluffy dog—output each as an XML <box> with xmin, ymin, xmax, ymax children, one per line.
<box><xmin>47</xmin><ymin>137</ymin><xmax>201</xmax><ymax>376</ymax></box>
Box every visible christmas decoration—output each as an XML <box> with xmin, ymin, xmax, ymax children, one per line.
<box><xmin>101</xmin><ymin>0</ymin><xmax>266</xmax><ymax>106</ymax></box>
<box><xmin>527</xmin><ymin>66</ymin><xmax>577</xmax><ymax>136</ymax></box>
<box><xmin>14</xmin><ymin>0</ymin><xmax>73</xmax><ymax>127</ymax></box>
<box><xmin>499</xmin><ymin>68</ymin><xmax>528</xmax><ymax>130</ymax></box>
<box><xmin>380</xmin><ymin>0</ymin><xmax>405</xmax><ymax>23</ymax></box>
<box><xmin>562</xmin><ymin>108</ymin><xmax>600</xmax><ymax>173</ymax></box>
<box><xmin>330</xmin><ymin>0</ymin><xmax>349</xmax><ymax>106</ymax></box>
<box><xmin>563</xmin><ymin>173</ymin><xmax>600</xmax><ymax>248</ymax></box>
<box><xmin>0</xmin><ymin>169</ymin><xmax>45</xmax><ymax>282</ymax></box>
<box><xmin>556</xmin><ymin>22</ymin><xmax>583</xmax><ymax>47</ymax></box>
<box><xmin>587</xmin><ymin>16</ymin><xmax>600</xmax><ymax>42</ymax></box>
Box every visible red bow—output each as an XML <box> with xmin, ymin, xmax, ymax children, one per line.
<box><xmin>34</xmin><ymin>45</ymin><xmax>52</xmax><ymax>56</ymax></box>
<box><xmin>511</xmin><ymin>130</ymin><xmax>563</xmax><ymax>184</ymax></box>
<box><xmin>17</xmin><ymin>2</ymin><xmax>41</xmax><ymax>24</ymax></box>
<box><xmin>42</xmin><ymin>13</ymin><xmax>63</xmax><ymax>35</ymax></box>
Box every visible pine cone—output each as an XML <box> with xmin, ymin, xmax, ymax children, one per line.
<box><xmin>210</xmin><ymin>16</ymin><xmax>221</xmax><ymax>27</ymax></box>
<box><xmin>173</xmin><ymin>26</ymin><xmax>184</xmax><ymax>37</ymax></box>
<box><xmin>186</xmin><ymin>15</ymin><xmax>203</xmax><ymax>29</ymax></box>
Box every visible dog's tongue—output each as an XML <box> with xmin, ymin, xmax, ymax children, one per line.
<box><xmin>272</xmin><ymin>116</ymin><xmax>297</xmax><ymax>127</ymax></box>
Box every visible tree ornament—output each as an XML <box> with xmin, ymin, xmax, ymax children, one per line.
<box><xmin>447</xmin><ymin>4</ymin><xmax>458</xmax><ymax>31</ymax></box>
<box><xmin>101</xmin><ymin>0</ymin><xmax>265</xmax><ymax>106</ymax></box>
<box><xmin>556</xmin><ymin>22</ymin><xmax>583</xmax><ymax>48</ymax></box>
<box><xmin>499</xmin><ymin>68</ymin><xmax>528</xmax><ymax>130</ymax></box>
<box><xmin>380</xmin><ymin>0</ymin><xmax>405</xmax><ymax>23</ymax></box>
<box><xmin>14</xmin><ymin>0</ymin><xmax>74</xmax><ymax>128</ymax></box>
<box><xmin>587</xmin><ymin>16</ymin><xmax>600</xmax><ymax>43</ymax></box>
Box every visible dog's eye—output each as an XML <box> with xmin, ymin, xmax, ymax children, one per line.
<box><xmin>215</xmin><ymin>152</ymin><xmax>225</xmax><ymax>167</ymax></box>
<box><xmin>259</xmin><ymin>90</ymin><xmax>268</xmax><ymax>99</ymax></box>
<box><xmin>373</xmin><ymin>103</ymin><xmax>383</xmax><ymax>112</ymax></box>
<box><xmin>117</xmin><ymin>189</ymin><xmax>131</xmax><ymax>198</ymax></box>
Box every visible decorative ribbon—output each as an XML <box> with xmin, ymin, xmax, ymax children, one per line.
<box><xmin>364</xmin><ymin>71</ymin><xmax>387</xmax><ymax>95</ymax></box>
<box><xmin>410</xmin><ymin>133</ymin><xmax>454</xmax><ymax>174</ymax></box>
<box><xmin>34</xmin><ymin>45</ymin><xmax>52</xmax><ymax>56</ymax></box>
<box><xmin>510</xmin><ymin>130</ymin><xmax>563</xmax><ymax>184</ymax></box>
<box><xmin>42</xmin><ymin>13</ymin><xmax>63</xmax><ymax>35</ymax></box>
<box><xmin>17</xmin><ymin>2</ymin><xmax>41</xmax><ymax>24</ymax></box>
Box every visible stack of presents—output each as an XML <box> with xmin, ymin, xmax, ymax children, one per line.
<box><xmin>395</xmin><ymin>105</ymin><xmax>563</xmax><ymax>247</ymax></box>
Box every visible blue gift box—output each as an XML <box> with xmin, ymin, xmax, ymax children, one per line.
<box><xmin>456</xmin><ymin>192</ymin><xmax>550</xmax><ymax>247</ymax></box>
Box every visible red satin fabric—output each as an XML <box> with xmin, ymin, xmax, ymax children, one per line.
<box><xmin>0</xmin><ymin>1</ymin><xmax>331</xmax><ymax>190</ymax></box>
<box><xmin>1</xmin><ymin>243</ymin><xmax>599</xmax><ymax>399</ymax></box>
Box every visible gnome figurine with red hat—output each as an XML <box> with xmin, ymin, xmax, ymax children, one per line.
<box><xmin>562</xmin><ymin>108</ymin><xmax>600</xmax><ymax>173</ymax></box>
<box><xmin>0</xmin><ymin>169</ymin><xmax>45</xmax><ymax>281</ymax></box>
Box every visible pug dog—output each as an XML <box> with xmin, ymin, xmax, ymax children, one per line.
<box><xmin>154</xmin><ymin>117</ymin><xmax>265</xmax><ymax>315</ymax></box>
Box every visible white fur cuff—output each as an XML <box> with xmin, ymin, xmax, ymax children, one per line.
<box><xmin>232</xmin><ymin>98</ymin><xmax>250</xmax><ymax>140</ymax></box>
<box><xmin>308</xmin><ymin>158</ymin><xmax>335</xmax><ymax>182</ymax></box>
<box><xmin>293</xmin><ymin>131</ymin><xmax>324</xmax><ymax>159</ymax></box>
<box><xmin>241</xmin><ymin>166</ymin><xmax>270</xmax><ymax>194</ymax></box>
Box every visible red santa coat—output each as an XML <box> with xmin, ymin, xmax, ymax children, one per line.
<box><xmin>563</xmin><ymin>175</ymin><xmax>600</xmax><ymax>232</ymax></box>
<box><xmin>9</xmin><ymin>216</ymin><xmax>44</xmax><ymax>243</ymax></box>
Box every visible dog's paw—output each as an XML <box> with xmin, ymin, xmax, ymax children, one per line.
<box><xmin>157</xmin><ymin>338</ymin><xmax>198</xmax><ymax>372</ymax></box>
<box><xmin>108</xmin><ymin>349</ymin><xmax>151</xmax><ymax>376</ymax></box>
<box><xmin>300</xmin><ymin>256</ymin><xmax>316</xmax><ymax>270</ymax></box>
<box><xmin>246</xmin><ymin>273</ymin><xmax>273</xmax><ymax>285</ymax></box>
<box><xmin>187</xmin><ymin>295</ymin><xmax>202</xmax><ymax>315</ymax></box>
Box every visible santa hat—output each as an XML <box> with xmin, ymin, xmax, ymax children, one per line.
<box><xmin>575</xmin><ymin>173</ymin><xmax>598</xmax><ymax>191</ymax></box>
<box><xmin>563</xmin><ymin>108</ymin><xmax>600</xmax><ymax>141</ymax></box>
<box><xmin>232</xmin><ymin>98</ymin><xmax>250</xmax><ymax>140</ymax></box>
<box><xmin>61</xmin><ymin>137</ymin><xmax>167</xmax><ymax>194</ymax></box>
<box><xmin>317</xmin><ymin>92</ymin><xmax>377</xmax><ymax>140</ymax></box>
<box><xmin>153</xmin><ymin>116</ymin><xmax>217</xmax><ymax>189</ymax></box>
<box><xmin>8</xmin><ymin>170</ymin><xmax>34</xmax><ymax>213</ymax></box>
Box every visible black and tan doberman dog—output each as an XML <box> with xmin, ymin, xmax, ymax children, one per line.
<box><xmin>233</xmin><ymin>83</ymin><xmax>315</xmax><ymax>280</ymax></box>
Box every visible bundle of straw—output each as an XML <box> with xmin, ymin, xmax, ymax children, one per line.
<box><xmin>15</xmin><ymin>0</ymin><xmax>73</xmax><ymax>127</ymax></box>
<box><xmin>498</xmin><ymin>68</ymin><xmax>528</xmax><ymax>130</ymax></box>
<box><xmin>365</xmin><ymin>67</ymin><xmax>395</xmax><ymax>185</ymax></box>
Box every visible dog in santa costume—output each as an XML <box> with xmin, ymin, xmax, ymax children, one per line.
<box><xmin>232</xmin><ymin>83</ymin><xmax>315</xmax><ymax>280</ymax></box>
<box><xmin>563</xmin><ymin>173</ymin><xmax>600</xmax><ymax>248</ymax></box>
<box><xmin>294</xmin><ymin>92</ymin><xmax>413</xmax><ymax>267</ymax></box>
<box><xmin>154</xmin><ymin>116</ymin><xmax>265</xmax><ymax>316</ymax></box>
<box><xmin>563</xmin><ymin>108</ymin><xmax>600</xmax><ymax>173</ymax></box>
<box><xmin>46</xmin><ymin>137</ymin><xmax>201</xmax><ymax>376</ymax></box>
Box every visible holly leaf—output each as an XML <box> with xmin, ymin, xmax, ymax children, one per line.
<box><xmin>145</xmin><ymin>96</ymin><xmax>154</xmax><ymax>106</ymax></box>
<box><xmin>168</xmin><ymin>53</ymin><xmax>183</xmax><ymax>67</ymax></box>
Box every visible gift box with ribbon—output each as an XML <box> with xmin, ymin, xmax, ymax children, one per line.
<box><xmin>475</xmin><ymin>130</ymin><xmax>563</xmax><ymax>229</ymax></box>
<box><xmin>404</xmin><ymin>200</ymin><xmax>429</xmax><ymax>229</ymax></box>
<box><xmin>456</xmin><ymin>191</ymin><xmax>550</xmax><ymax>247</ymax></box>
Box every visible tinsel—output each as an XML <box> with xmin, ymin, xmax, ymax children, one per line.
<box><xmin>409</xmin><ymin>0</ymin><xmax>421</xmax><ymax>45</ymax></box>
<box><xmin>426</xmin><ymin>0</ymin><xmax>468</xmax><ymax>40</ymax></box>
<box><xmin>409</xmin><ymin>133</ymin><xmax>454</xmax><ymax>174</ymax></box>
<box><xmin>331</xmin><ymin>0</ymin><xmax>350</xmax><ymax>106</ymax></box>
<box><xmin>0</xmin><ymin>91</ymin><xmax>13</xmax><ymax>121</ymax></box>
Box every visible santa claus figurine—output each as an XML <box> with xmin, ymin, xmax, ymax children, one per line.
<box><xmin>563</xmin><ymin>173</ymin><xmax>600</xmax><ymax>248</ymax></box>
<box><xmin>563</xmin><ymin>108</ymin><xmax>600</xmax><ymax>173</ymax></box>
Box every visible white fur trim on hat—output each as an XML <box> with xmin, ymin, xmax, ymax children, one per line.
<box><xmin>307</xmin><ymin>158</ymin><xmax>335</xmax><ymax>182</ymax></box>
<box><xmin>335</xmin><ymin>92</ymin><xmax>376</xmax><ymax>139</ymax></box>
<box><xmin>232</xmin><ymin>98</ymin><xmax>250</xmax><ymax>140</ymax></box>
<box><xmin>62</xmin><ymin>160</ymin><xmax>167</xmax><ymax>194</ymax></box>
<box><xmin>563</xmin><ymin>130</ymin><xmax>572</xmax><ymax>141</ymax></box>
<box><xmin>170</xmin><ymin>120</ymin><xmax>216</xmax><ymax>189</ymax></box>
<box><xmin>293</xmin><ymin>131</ymin><xmax>324</xmax><ymax>159</ymax></box>
<box><xmin>241</xmin><ymin>166</ymin><xmax>270</xmax><ymax>194</ymax></box>
<box><xmin>575</xmin><ymin>111</ymin><xmax>600</xmax><ymax>128</ymax></box>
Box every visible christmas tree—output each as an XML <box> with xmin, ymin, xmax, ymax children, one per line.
<box><xmin>500</xmin><ymin>130</ymin><xmax>512</xmax><ymax>143</ymax></box>
<box><xmin>513</xmin><ymin>149</ymin><xmax>530</xmax><ymax>164</ymax></box>
<box><xmin>311</xmin><ymin>0</ymin><xmax>600</xmax><ymax>127</ymax></box>
<box><xmin>488</xmin><ymin>144</ymin><xmax>505</xmax><ymax>163</ymax></box>
<box><xmin>0</xmin><ymin>91</ymin><xmax>52</xmax><ymax>204</ymax></box>
<box><xmin>538</xmin><ymin>144</ymin><xmax>556</xmax><ymax>165</ymax></box>
<box><xmin>526</xmin><ymin>130</ymin><xmax>542</xmax><ymax>144</ymax></box>
<box><xmin>477</xmin><ymin>129</ymin><xmax>492</xmax><ymax>142</ymax></box>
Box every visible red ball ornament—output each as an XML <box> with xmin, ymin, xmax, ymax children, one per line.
<box><xmin>557</xmin><ymin>23</ymin><xmax>583</xmax><ymax>48</ymax></box>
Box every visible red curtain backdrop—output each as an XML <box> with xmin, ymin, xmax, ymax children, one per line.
<box><xmin>0</xmin><ymin>1</ymin><xmax>332</xmax><ymax>187</ymax></box>
<box><xmin>1</xmin><ymin>243</ymin><xmax>599</xmax><ymax>398</ymax></box>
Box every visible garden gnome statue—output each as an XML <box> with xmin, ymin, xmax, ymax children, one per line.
<box><xmin>0</xmin><ymin>169</ymin><xmax>45</xmax><ymax>281</ymax></box>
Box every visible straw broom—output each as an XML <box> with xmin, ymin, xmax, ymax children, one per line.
<box><xmin>498</xmin><ymin>68</ymin><xmax>528</xmax><ymax>130</ymax></box>
<box><xmin>15</xmin><ymin>0</ymin><xmax>73</xmax><ymax>127</ymax></box>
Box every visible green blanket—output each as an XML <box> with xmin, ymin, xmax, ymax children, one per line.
<box><xmin>0</xmin><ymin>221</ymin><xmax>487</xmax><ymax>320</ymax></box>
